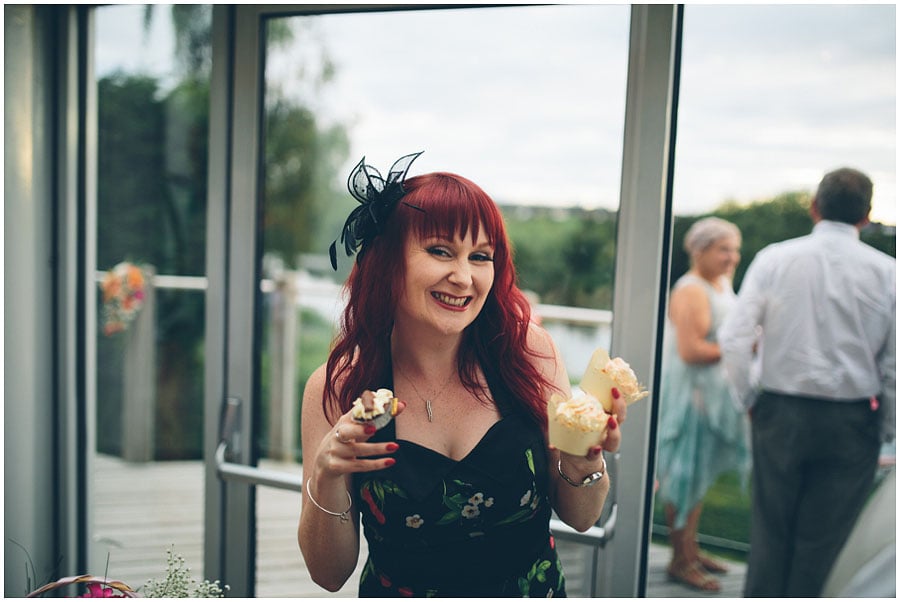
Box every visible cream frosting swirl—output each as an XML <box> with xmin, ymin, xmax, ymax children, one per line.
<box><xmin>350</xmin><ymin>388</ymin><xmax>396</xmax><ymax>420</ymax></box>
<box><xmin>603</xmin><ymin>357</ymin><xmax>649</xmax><ymax>403</ymax></box>
<box><xmin>553</xmin><ymin>392</ymin><xmax>610</xmax><ymax>433</ymax></box>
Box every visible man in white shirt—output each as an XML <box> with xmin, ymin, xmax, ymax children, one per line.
<box><xmin>718</xmin><ymin>167</ymin><xmax>895</xmax><ymax>597</ymax></box>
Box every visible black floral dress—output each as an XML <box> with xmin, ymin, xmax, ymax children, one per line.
<box><xmin>352</xmin><ymin>399</ymin><xmax>565</xmax><ymax>597</ymax></box>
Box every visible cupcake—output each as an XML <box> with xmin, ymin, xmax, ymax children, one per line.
<box><xmin>548</xmin><ymin>348</ymin><xmax>649</xmax><ymax>456</ymax></box>
<box><xmin>579</xmin><ymin>348</ymin><xmax>649</xmax><ymax>412</ymax></box>
<box><xmin>350</xmin><ymin>388</ymin><xmax>399</xmax><ymax>430</ymax></box>
<box><xmin>548</xmin><ymin>391</ymin><xmax>611</xmax><ymax>456</ymax></box>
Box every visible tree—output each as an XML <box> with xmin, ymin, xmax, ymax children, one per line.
<box><xmin>671</xmin><ymin>191</ymin><xmax>894</xmax><ymax>292</ymax></box>
<box><xmin>96</xmin><ymin>72</ymin><xmax>209</xmax><ymax>458</ymax></box>
<box><xmin>95</xmin><ymin>8</ymin><xmax>351</xmax><ymax>459</ymax></box>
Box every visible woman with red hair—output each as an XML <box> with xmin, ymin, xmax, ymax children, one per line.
<box><xmin>298</xmin><ymin>152</ymin><xmax>626</xmax><ymax>596</ymax></box>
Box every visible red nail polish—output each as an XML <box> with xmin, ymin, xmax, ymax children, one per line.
<box><xmin>607</xmin><ymin>416</ymin><xmax>617</xmax><ymax>430</ymax></box>
<box><xmin>611</xmin><ymin>387</ymin><xmax>621</xmax><ymax>400</ymax></box>
<box><xmin>364</xmin><ymin>425</ymin><xmax>376</xmax><ymax>435</ymax></box>
<box><xmin>384</xmin><ymin>458</ymin><xmax>396</xmax><ymax>467</ymax></box>
<box><xmin>385</xmin><ymin>443</ymin><xmax>399</xmax><ymax>452</ymax></box>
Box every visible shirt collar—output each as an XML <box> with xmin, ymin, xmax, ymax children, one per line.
<box><xmin>813</xmin><ymin>219</ymin><xmax>860</xmax><ymax>240</ymax></box>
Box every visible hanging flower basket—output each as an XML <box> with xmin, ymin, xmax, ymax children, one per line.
<box><xmin>101</xmin><ymin>262</ymin><xmax>147</xmax><ymax>336</ymax></box>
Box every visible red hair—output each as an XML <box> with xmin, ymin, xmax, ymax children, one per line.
<box><xmin>324</xmin><ymin>172</ymin><xmax>554</xmax><ymax>430</ymax></box>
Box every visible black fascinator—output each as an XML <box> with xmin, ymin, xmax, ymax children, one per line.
<box><xmin>329</xmin><ymin>151</ymin><xmax>424</xmax><ymax>270</ymax></box>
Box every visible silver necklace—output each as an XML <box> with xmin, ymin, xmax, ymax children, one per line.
<box><xmin>396</xmin><ymin>364</ymin><xmax>454</xmax><ymax>423</ymax></box>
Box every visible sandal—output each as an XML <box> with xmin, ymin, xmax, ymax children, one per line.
<box><xmin>667</xmin><ymin>561</ymin><xmax>721</xmax><ymax>593</ymax></box>
<box><xmin>698</xmin><ymin>553</ymin><xmax>729</xmax><ymax>574</ymax></box>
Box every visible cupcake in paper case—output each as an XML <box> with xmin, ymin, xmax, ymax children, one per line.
<box><xmin>351</xmin><ymin>388</ymin><xmax>400</xmax><ymax>430</ymax></box>
<box><xmin>579</xmin><ymin>348</ymin><xmax>649</xmax><ymax>413</ymax></box>
<box><xmin>548</xmin><ymin>391</ymin><xmax>611</xmax><ymax>456</ymax></box>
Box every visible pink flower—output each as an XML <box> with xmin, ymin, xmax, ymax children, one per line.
<box><xmin>78</xmin><ymin>583</ymin><xmax>126</xmax><ymax>597</ymax></box>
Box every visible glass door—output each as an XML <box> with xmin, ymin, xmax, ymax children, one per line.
<box><xmin>207</xmin><ymin>5</ymin><xmax>678</xmax><ymax>597</ymax></box>
<box><xmin>90</xmin><ymin>4</ymin><xmax>213</xmax><ymax>591</ymax></box>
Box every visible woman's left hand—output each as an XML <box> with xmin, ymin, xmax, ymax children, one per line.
<box><xmin>602</xmin><ymin>388</ymin><xmax>628</xmax><ymax>454</ymax></box>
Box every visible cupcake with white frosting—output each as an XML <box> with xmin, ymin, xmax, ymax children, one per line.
<box><xmin>548</xmin><ymin>348</ymin><xmax>649</xmax><ymax>455</ymax></box>
<box><xmin>350</xmin><ymin>388</ymin><xmax>399</xmax><ymax>430</ymax></box>
<box><xmin>579</xmin><ymin>348</ymin><xmax>649</xmax><ymax>411</ymax></box>
<box><xmin>548</xmin><ymin>391</ymin><xmax>611</xmax><ymax>455</ymax></box>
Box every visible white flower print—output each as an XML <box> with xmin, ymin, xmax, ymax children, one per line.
<box><xmin>405</xmin><ymin>514</ymin><xmax>424</xmax><ymax>529</ymax></box>
<box><xmin>468</xmin><ymin>492</ymin><xmax>484</xmax><ymax>506</ymax></box>
<box><xmin>461</xmin><ymin>504</ymin><xmax>481</xmax><ymax>519</ymax></box>
<box><xmin>484</xmin><ymin>497</ymin><xmax>494</xmax><ymax>507</ymax></box>
<box><xmin>520</xmin><ymin>490</ymin><xmax>532</xmax><ymax>507</ymax></box>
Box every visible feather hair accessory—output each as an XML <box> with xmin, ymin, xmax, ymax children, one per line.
<box><xmin>329</xmin><ymin>151</ymin><xmax>424</xmax><ymax>270</ymax></box>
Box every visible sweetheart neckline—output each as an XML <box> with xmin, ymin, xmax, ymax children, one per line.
<box><xmin>395</xmin><ymin>416</ymin><xmax>508</xmax><ymax>463</ymax></box>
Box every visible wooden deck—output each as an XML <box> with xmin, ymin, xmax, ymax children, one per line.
<box><xmin>92</xmin><ymin>454</ymin><xmax>745</xmax><ymax>597</ymax></box>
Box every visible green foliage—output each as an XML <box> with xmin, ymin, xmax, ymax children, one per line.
<box><xmin>263</xmin><ymin>101</ymin><xmax>349</xmax><ymax>266</ymax></box>
<box><xmin>96</xmin><ymin>72</ymin><xmax>209</xmax><ymax>459</ymax></box>
<box><xmin>143</xmin><ymin>5</ymin><xmax>213</xmax><ymax>77</ymax></box>
<box><xmin>141</xmin><ymin>546</ymin><xmax>228</xmax><ymax>597</ymax></box>
<box><xmin>671</xmin><ymin>191</ymin><xmax>814</xmax><ymax>291</ymax></box>
<box><xmin>653</xmin><ymin>470</ymin><xmax>751</xmax><ymax>560</ymax></box>
<box><xmin>861</xmin><ymin>223</ymin><xmax>896</xmax><ymax>257</ymax></box>
<box><xmin>259</xmin><ymin>307</ymin><xmax>335</xmax><ymax>461</ymax></box>
<box><xmin>262</xmin><ymin>17</ymin><xmax>349</xmax><ymax>268</ymax></box>
<box><xmin>670</xmin><ymin>192</ymin><xmax>894</xmax><ymax>292</ymax></box>
<box><xmin>97</xmin><ymin>74</ymin><xmax>169</xmax><ymax>271</ymax></box>
<box><xmin>561</xmin><ymin>217</ymin><xmax>617</xmax><ymax>308</ymax></box>
<box><xmin>504</xmin><ymin>208</ymin><xmax>616</xmax><ymax>308</ymax></box>
<box><xmin>98</xmin><ymin>11</ymin><xmax>348</xmax><ymax>460</ymax></box>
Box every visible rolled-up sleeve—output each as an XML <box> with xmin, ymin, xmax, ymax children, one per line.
<box><xmin>719</xmin><ymin>255</ymin><xmax>769</xmax><ymax>410</ymax></box>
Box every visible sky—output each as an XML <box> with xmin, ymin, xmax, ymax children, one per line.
<box><xmin>98</xmin><ymin>4</ymin><xmax>897</xmax><ymax>225</ymax></box>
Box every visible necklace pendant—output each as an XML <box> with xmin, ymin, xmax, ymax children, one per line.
<box><xmin>426</xmin><ymin>399</ymin><xmax>434</xmax><ymax>422</ymax></box>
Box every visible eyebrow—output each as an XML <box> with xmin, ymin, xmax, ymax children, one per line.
<box><xmin>423</xmin><ymin>235</ymin><xmax>493</xmax><ymax>248</ymax></box>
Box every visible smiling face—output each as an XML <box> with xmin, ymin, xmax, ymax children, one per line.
<box><xmin>395</xmin><ymin>228</ymin><xmax>496</xmax><ymax>337</ymax></box>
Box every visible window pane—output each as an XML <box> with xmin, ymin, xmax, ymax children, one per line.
<box><xmin>652</xmin><ymin>3</ymin><xmax>896</xmax><ymax>571</ymax></box>
<box><xmin>92</xmin><ymin>3</ymin><xmax>211</xmax><ymax>588</ymax></box>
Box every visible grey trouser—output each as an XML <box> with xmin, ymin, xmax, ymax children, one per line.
<box><xmin>743</xmin><ymin>391</ymin><xmax>880</xmax><ymax>597</ymax></box>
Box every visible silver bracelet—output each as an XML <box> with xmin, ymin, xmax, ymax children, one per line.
<box><xmin>305</xmin><ymin>478</ymin><xmax>353</xmax><ymax>524</ymax></box>
<box><xmin>557</xmin><ymin>454</ymin><xmax>607</xmax><ymax>487</ymax></box>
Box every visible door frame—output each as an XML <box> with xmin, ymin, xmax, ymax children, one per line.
<box><xmin>204</xmin><ymin>4</ymin><xmax>259</xmax><ymax>595</ymax></box>
<box><xmin>202</xmin><ymin>5</ymin><xmax>679</xmax><ymax>596</ymax></box>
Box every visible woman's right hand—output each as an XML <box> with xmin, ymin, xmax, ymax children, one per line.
<box><xmin>300</xmin><ymin>385</ymin><xmax>407</xmax><ymax>591</ymax></box>
<box><xmin>315</xmin><ymin>397</ymin><xmax>407</xmax><ymax>479</ymax></box>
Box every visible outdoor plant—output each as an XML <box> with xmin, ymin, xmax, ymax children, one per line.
<box><xmin>140</xmin><ymin>546</ymin><xmax>228</xmax><ymax>598</ymax></box>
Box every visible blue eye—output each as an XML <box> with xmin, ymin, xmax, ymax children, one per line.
<box><xmin>426</xmin><ymin>246</ymin><xmax>451</xmax><ymax>258</ymax></box>
<box><xmin>471</xmin><ymin>253</ymin><xmax>494</xmax><ymax>262</ymax></box>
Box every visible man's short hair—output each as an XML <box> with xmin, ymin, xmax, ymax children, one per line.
<box><xmin>815</xmin><ymin>167</ymin><xmax>873</xmax><ymax>225</ymax></box>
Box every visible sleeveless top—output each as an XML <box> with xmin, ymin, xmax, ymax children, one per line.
<box><xmin>655</xmin><ymin>273</ymin><xmax>750</xmax><ymax>528</ymax></box>
<box><xmin>351</xmin><ymin>372</ymin><xmax>566</xmax><ymax>597</ymax></box>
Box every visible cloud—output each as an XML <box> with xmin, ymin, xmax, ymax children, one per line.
<box><xmin>100</xmin><ymin>4</ymin><xmax>896</xmax><ymax>225</ymax></box>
